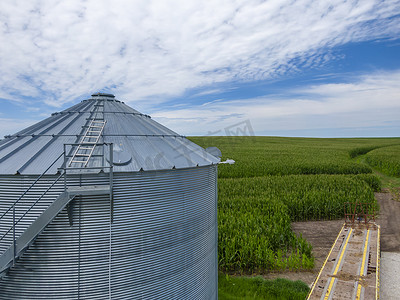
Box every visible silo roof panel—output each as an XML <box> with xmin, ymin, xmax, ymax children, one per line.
<box><xmin>18</xmin><ymin>136</ymin><xmax>74</xmax><ymax>174</ymax></box>
<box><xmin>0</xmin><ymin>136</ymin><xmax>55</xmax><ymax>174</ymax></box>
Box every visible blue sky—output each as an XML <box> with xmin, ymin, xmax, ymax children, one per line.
<box><xmin>0</xmin><ymin>1</ymin><xmax>399</xmax><ymax>138</ymax></box>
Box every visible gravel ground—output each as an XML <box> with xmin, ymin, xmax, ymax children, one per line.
<box><xmin>380</xmin><ymin>252</ymin><xmax>400</xmax><ymax>300</ymax></box>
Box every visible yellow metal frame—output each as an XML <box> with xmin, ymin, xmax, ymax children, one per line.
<box><xmin>324</xmin><ymin>228</ymin><xmax>353</xmax><ymax>299</ymax></box>
<box><xmin>356</xmin><ymin>229</ymin><xmax>370</xmax><ymax>299</ymax></box>
<box><xmin>307</xmin><ymin>223</ymin><xmax>345</xmax><ymax>300</ymax></box>
<box><xmin>376</xmin><ymin>225</ymin><xmax>380</xmax><ymax>300</ymax></box>
<box><xmin>307</xmin><ymin>224</ymin><xmax>381</xmax><ymax>300</ymax></box>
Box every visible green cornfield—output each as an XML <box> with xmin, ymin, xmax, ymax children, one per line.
<box><xmin>191</xmin><ymin>136</ymin><xmax>400</xmax><ymax>178</ymax></box>
<box><xmin>219</xmin><ymin>195</ymin><xmax>313</xmax><ymax>272</ymax></box>
<box><xmin>219</xmin><ymin>175</ymin><xmax>378</xmax><ymax>222</ymax></box>
<box><xmin>189</xmin><ymin>136</ymin><xmax>400</xmax><ymax>274</ymax></box>
<box><xmin>365</xmin><ymin>145</ymin><xmax>400</xmax><ymax>177</ymax></box>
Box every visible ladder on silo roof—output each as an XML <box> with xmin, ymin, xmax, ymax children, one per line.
<box><xmin>68</xmin><ymin>119</ymin><xmax>106</xmax><ymax>167</ymax></box>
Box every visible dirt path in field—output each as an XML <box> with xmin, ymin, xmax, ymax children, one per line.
<box><xmin>263</xmin><ymin>191</ymin><xmax>400</xmax><ymax>287</ymax></box>
<box><xmin>375</xmin><ymin>191</ymin><xmax>400</xmax><ymax>299</ymax></box>
<box><xmin>375</xmin><ymin>191</ymin><xmax>400</xmax><ymax>252</ymax></box>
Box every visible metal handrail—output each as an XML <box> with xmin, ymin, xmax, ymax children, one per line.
<box><xmin>0</xmin><ymin>150</ymin><xmax>65</xmax><ymax>263</ymax></box>
<box><xmin>63</xmin><ymin>142</ymin><xmax>113</xmax><ymax>171</ymax></box>
<box><xmin>0</xmin><ymin>152</ymin><xmax>64</xmax><ymax>221</ymax></box>
<box><xmin>0</xmin><ymin>172</ymin><xmax>65</xmax><ymax>242</ymax></box>
<box><xmin>0</xmin><ymin>142</ymin><xmax>115</xmax><ymax>274</ymax></box>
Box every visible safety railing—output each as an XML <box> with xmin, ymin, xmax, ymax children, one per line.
<box><xmin>0</xmin><ymin>142</ymin><xmax>114</xmax><ymax>274</ymax></box>
<box><xmin>0</xmin><ymin>153</ymin><xmax>65</xmax><ymax>265</ymax></box>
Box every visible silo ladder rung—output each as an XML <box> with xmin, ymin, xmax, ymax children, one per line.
<box><xmin>77</xmin><ymin>147</ymin><xmax>94</xmax><ymax>151</ymax></box>
<box><xmin>68</xmin><ymin>119</ymin><xmax>106</xmax><ymax>167</ymax></box>
<box><xmin>71</xmin><ymin>160</ymin><xmax>88</xmax><ymax>164</ymax></box>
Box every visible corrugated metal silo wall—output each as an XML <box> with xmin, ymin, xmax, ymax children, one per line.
<box><xmin>0</xmin><ymin>165</ymin><xmax>218</xmax><ymax>299</ymax></box>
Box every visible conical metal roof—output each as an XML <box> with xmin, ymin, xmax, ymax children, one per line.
<box><xmin>0</xmin><ymin>93</ymin><xmax>219</xmax><ymax>175</ymax></box>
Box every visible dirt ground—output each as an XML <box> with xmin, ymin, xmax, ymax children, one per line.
<box><xmin>375</xmin><ymin>192</ymin><xmax>400</xmax><ymax>253</ymax></box>
<box><xmin>263</xmin><ymin>191</ymin><xmax>400</xmax><ymax>286</ymax></box>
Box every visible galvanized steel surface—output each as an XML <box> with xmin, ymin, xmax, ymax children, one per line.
<box><xmin>0</xmin><ymin>94</ymin><xmax>219</xmax><ymax>175</ymax></box>
<box><xmin>0</xmin><ymin>165</ymin><xmax>218</xmax><ymax>299</ymax></box>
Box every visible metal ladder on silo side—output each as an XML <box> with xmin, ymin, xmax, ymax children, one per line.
<box><xmin>68</xmin><ymin>119</ymin><xmax>106</xmax><ymax>167</ymax></box>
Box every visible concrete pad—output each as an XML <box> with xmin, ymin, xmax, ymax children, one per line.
<box><xmin>380</xmin><ymin>252</ymin><xmax>400</xmax><ymax>300</ymax></box>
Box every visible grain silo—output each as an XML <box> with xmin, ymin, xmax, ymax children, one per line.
<box><xmin>0</xmin><ymin>93</ymin><xmax>219</xmax><ymax>299</ymax></box>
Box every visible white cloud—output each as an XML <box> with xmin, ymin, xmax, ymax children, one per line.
<box><xmin>0</xmin><ymin>118</ymin><xmax>38</xmax><ymax>139</ymax></box>
<box><xmin>0</xmin><ymin>0</ymin><xmax>399</xmax><ymax>107</ymax></box>
<box><xmin>151</xmin><ymin>70</ymin><xmax>400</xmax><ymax>136</ymax></box>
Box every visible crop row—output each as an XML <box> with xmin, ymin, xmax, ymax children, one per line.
<box><xmin>218</xmin><ymin>196</ymin><xmax>313</xmax><ymax>272</ymax></box>
<box><xmin>219</xmin><ymin>174</ymin><xmax>378</xmax><ymax>221</ymax></box>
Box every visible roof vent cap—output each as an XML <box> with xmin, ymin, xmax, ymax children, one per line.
<box><xmin>91</xmin><ymin>92</ymin><xmax>115</xmax><ymax>98</ymax></box>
